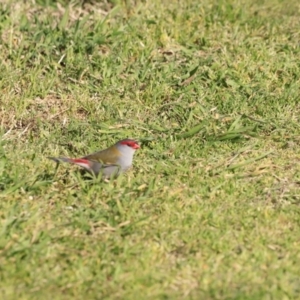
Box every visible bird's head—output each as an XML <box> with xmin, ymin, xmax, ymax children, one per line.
<box><xmin>115</xmin><ymin>139</ymin><xmax>140</xmax><ymax>155</ymax></box>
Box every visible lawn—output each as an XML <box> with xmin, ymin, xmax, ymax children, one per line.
<box><xmin>1</xmin><ymin>0</ymin><xmax>300</xmax><ymax>299</ymax></box>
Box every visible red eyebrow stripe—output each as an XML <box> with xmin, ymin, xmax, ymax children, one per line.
<box><xmin>120</xmin><ymin>140</ymin><xmax>139</xmax><ymax>147</ymax></box>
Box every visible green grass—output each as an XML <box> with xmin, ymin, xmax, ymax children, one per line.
<box><xmin>1</xmin><ymin>0</ymin><xmax>300</xmax><ymax>299</ymax></box>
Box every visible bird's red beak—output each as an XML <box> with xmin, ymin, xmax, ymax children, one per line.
<box><xmin>133</xmin><ymin>143</ymin><xmax>140</xmax><ymax>150</ymax></box>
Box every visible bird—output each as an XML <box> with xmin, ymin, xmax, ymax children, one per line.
<box><xmin>48</xmin><ymin>139</ymin><xmax>140</xmax><ymax>178</ymax></box>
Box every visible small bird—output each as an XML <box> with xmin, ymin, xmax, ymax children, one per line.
<box><xmin>48</xmin><ymin>139</ymin><xmax>140</xmax><ymax>178</ymax></box>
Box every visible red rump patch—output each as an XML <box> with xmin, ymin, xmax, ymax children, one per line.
<box><xmin>71</xmin><ymin>158</ymin><xmax>91</xmax><ymax>166</ymax></box>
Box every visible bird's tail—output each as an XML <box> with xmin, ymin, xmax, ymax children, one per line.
<box><xmin>47</xmin><ymin>157</ymin><xmax>74</xmax><ymax>164</ymax></box>
<box><xmin>48</xmin><ymin>157</ymin><xmax>93</xmax><ymax>171</ymax></box>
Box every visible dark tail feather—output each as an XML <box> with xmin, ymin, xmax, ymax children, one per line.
<box><xmin>47</xmin><ymin>157</ymin><xmax>73</xmax><ymax>164</ymax></box>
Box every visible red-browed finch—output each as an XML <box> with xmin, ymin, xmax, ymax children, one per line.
<box><xmin>48</xmin><ymin>139</ymin><xmax>140</xmax><ymax>178</ymax></box>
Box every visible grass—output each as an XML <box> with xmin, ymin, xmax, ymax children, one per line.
<box><xmin>1</xmin><ymin>0</ymin><xmax>300</xmax><ymax>298</ymax></box>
